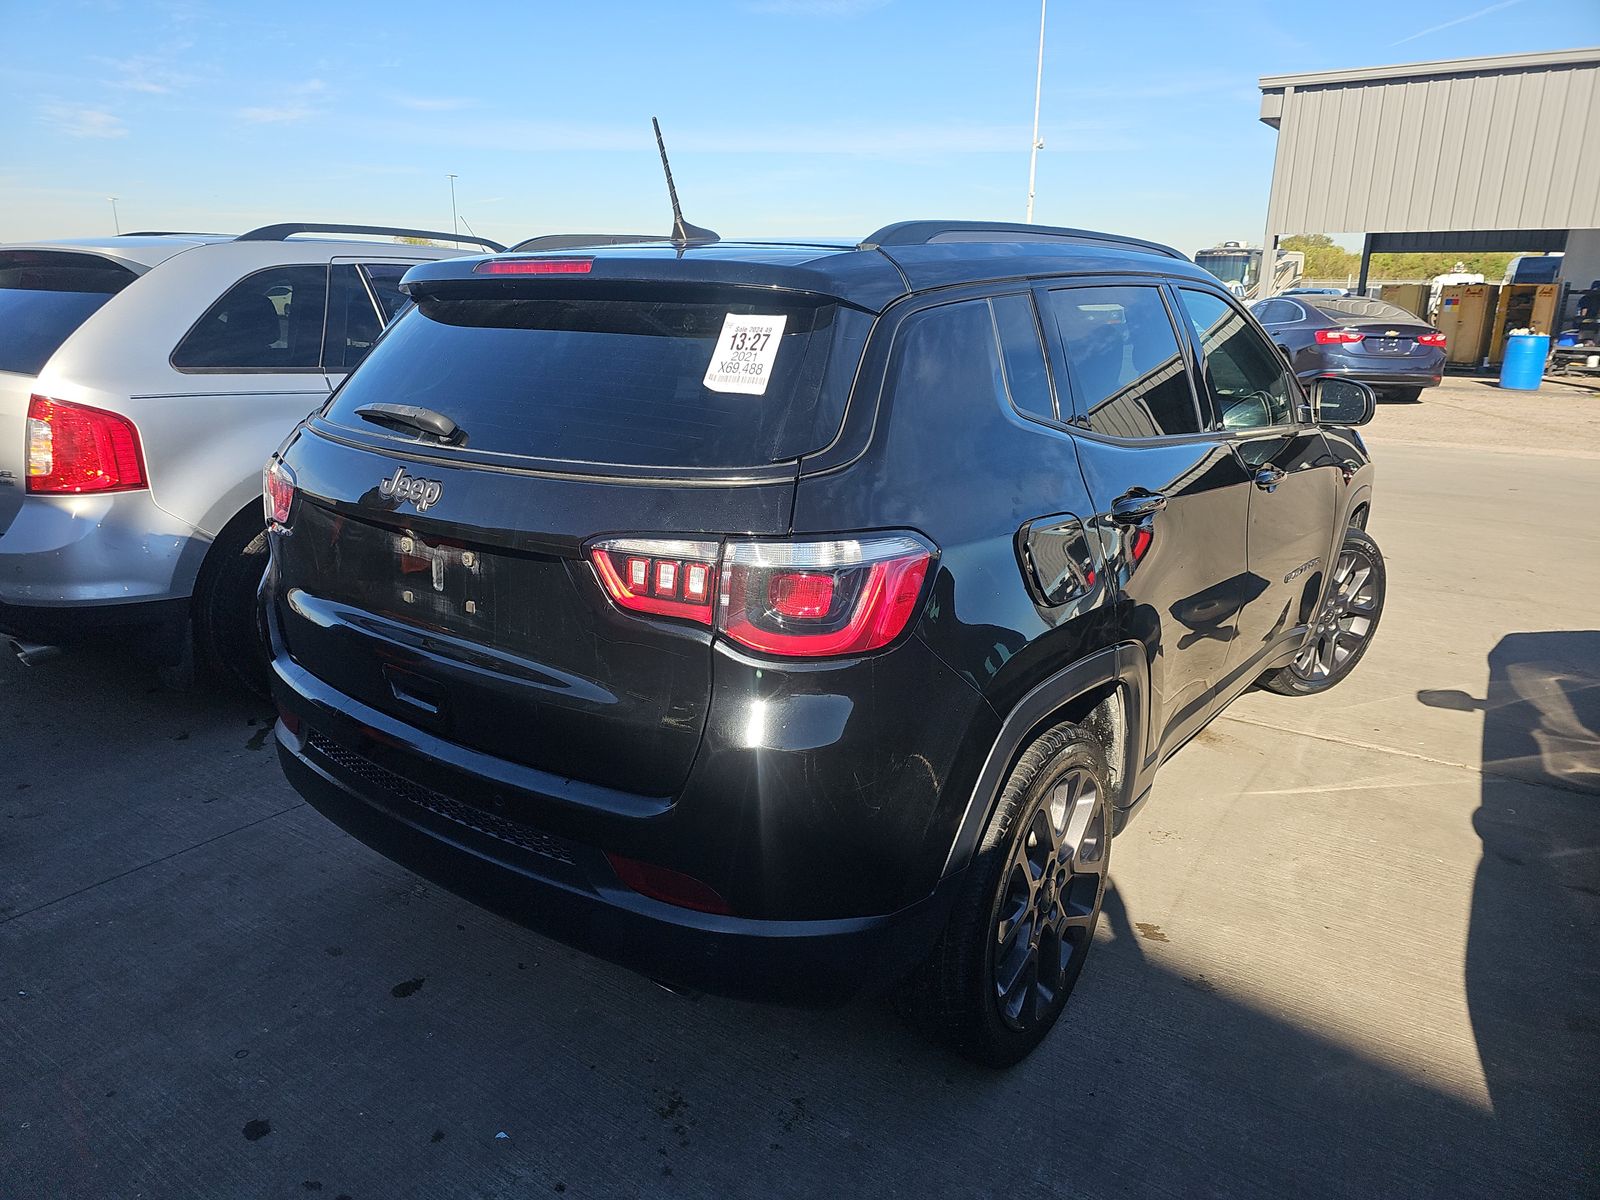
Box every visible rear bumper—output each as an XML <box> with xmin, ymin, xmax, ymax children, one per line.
<box><xmin>0</xmin><ymin>594</ymin><xmax>189</xmax><ymax>658</ymax></box>
<box><xmin>274</xmin><ymin>708</ymin><xmax>961</xmax><ymax>1006</ymax></box>
<box><xmin>0</xmin><ymin>490</ymin><xmax>204</xmax><ymax>607</ymax></box>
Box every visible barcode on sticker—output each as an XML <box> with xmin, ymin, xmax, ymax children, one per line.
<box><xmin>703</xmin><ymin>314</ymin><xmax>788</xmax><ymax>395</ymax></box>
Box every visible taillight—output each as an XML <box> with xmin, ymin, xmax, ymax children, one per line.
<box><xmin>719</xmin><ymin>536</ymin><xmax>932</xmax><ymax>657</ymax></box>
<box><xmin>473</xmin><ymin>258</ymin><xmax>593</xmax><ymax>275</ymax></box>
<box><xmin>590</xmin><ymin>538</ymin><xmax>719</xmax><ymax>624</ymax></box>
<box><xmin>1417</xmin><ymin>332</ymin><xmax>1447</xmax><ymax>347</ymax></box>
<box><xmin>1314</xmin><ymin>328</ymin><xmax>1365</xmax><ymax>344</ymax></box>
<box><xmin>25</xmin><ymin>395</ymin><xmax>146</xmax><ymax>494</ymax></box>
<box><xmin>264</xmin><ymin>458</ymin><xmax>296</xmax><ymax>528</ymax></box>
<box><xmin>587</xmin><ymin>533</ymin><xmax>935</xmax><ymax>658</ymax></box>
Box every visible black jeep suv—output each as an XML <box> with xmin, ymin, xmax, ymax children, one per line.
<box><xmin>264</xmin><ymin>221</ymin><xmax>1383</xmax><ymax>1065</ymax></box>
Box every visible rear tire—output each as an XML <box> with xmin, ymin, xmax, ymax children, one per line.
<box><xmin>193</xmin><ymin>513</ymin><xmax>271</xmax><ymax>698</ymax></box>
<box><xmin>1380</xmin><ymin>386</ymin><xmax>1423</xmax><ymax>403</ymax></box>
<box><xmin>901</xmin><ymin>721</ymin><xmax>1111</xmax><ymax>1068</ymax></box>
<box><xmin>1258</xmin><ymin>527</ymin><xmax>1384</xmax><ymax>697</ymax></box>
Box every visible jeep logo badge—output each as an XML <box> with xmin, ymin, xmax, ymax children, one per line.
<box><xmin>378</xmin><ymin>467</ymin><xmax>443</xmax><ymax>512</ymax></box>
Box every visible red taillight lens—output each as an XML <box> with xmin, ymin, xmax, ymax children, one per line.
<box><xmin>590</xmin><ymin>539</ymin><xmax>719</xmax><ymax>625</ymax></box>
<box><xmin>605</xmin><ymin>853</ymin><xmax>731</xmax><ymax>915</ymax></box>
<box><xmin>1314</xmin><ymin>328</ymin><xmax>1365</xmax><ymax>345</ymax></box>
<box><xmin>718</xmin><ymin>536</ymin><xmax>933</xmax><ymax>658</ymax></box>
<box><xmin>588</xmin><ymin>533</ymin><xmax>935</xmax><ymax>658</ymax></box>
<box><xmin>263</xmin><ymin>458</ymin><xmax>296</xmax><ymax>527</ymax></box>
<box><xmin>25</xmin><ymin>395</ymin><xmax>146</xmax><ymax>494</ymax></box>
<box><xmin>1417</xmin><ymin>332</ymin><xmax>1447</xmax><ymax>347</ymax></box>
<box><xmin>473</xmin><ymin>258</ymin><xmax>593</xmax><ymax>275</ymax></box>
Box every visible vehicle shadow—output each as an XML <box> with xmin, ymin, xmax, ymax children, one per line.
<box><xmin>1418</xmin><ymin>631</ymin><xmax>1600</xmax><ymax>1176</ymax></box>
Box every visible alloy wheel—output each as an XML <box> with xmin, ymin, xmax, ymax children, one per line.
<box><xmin>991</xmin><ymin>766</ymin><xmax>1107</xmax><ymax>1031</ymax></box>
<box><xmin>1293</xmin><ymin>545</ymin><xmax>1379</xmax><ymax>682</ymax></box>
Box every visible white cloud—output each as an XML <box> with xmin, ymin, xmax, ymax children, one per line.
<box><xmin>42</xmin><ymin>105</ymin><xmax>128</xmax><ymax>138</ymax></box>
<box><xmin>237</xmin><ymin>79</ymin><xmax>327</xmax><ymax>124</ymax></box>
<box><xmin>99</xmin><ymin>53</ymin><xmax>194</xmax><ymax>94</ymax></box>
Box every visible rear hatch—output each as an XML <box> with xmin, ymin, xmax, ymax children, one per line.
<box><xmin>1308</xmin><ymin>297</ymin><xmax>1438</xmax><ymax>357</ymax></box>
<box><xmin>274</xmin><ymin>271</ymin><xmax>872</xmax><ymax>798</ymax></box>
<box><xmin>0</xmin><ymin>250</ymin><xmax>141</xmax><ymax>533</ymax></box>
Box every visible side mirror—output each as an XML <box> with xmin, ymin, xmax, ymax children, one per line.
<box><xmin>1311</xmin><ymin>377</ymin><xmax>1376</xmax><ymax>426</ymax></box>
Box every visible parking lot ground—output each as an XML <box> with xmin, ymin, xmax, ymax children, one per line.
<box><xmin>2</xmin><ymin>395</ymin><xmax>1597</xmax><ymax>1199</ymax></box>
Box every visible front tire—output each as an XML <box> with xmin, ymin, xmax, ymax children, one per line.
<box><xmin>1258</xmin><ymin>527</ymin><xmax>1385</xmax><ymax>696</ymax></box>
<box><xmin>903</xmin><ymin>721</ymin><xmax>1111</xmax><ymax>1067</ymax></box>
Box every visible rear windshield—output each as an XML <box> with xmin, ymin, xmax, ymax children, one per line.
<box><xmin>321</xmin><ymin>287</ymin><xmax>863</xmax><ymax>470</ymax></box>
<box><xmin>0</xmin><ymin>251</ymin><xmax>138</xmax><ymax>375</ymax></box>
<box><xmin>1309</xmin><ymin>297</ymin><xmax>1422</xmax><ymax>324</ymax></box>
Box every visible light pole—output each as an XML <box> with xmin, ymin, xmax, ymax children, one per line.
<box><xmin>447</xmin><ymin>174</ymin><xmax>459</xmax><ymax>240</ymax></box>
<box><xmin>1024</xmin><ymin>0</ymin><xmax>1047</xmax><ymax>223</ymax></box>
<box><xmin>108</xmin><ymin>196</ymin><xmax>121</xmax><ymax>235</ymax></box>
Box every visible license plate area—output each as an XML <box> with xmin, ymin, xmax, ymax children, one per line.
<box><xmin>1373</xmin><ymin>337</ymin><xmax>1409</xmax><ymax>354</ymax></box>
<box><xmin>393</xmin><ymin>528</ymin><xmax>491</xmax><ymax>630</ymax></box>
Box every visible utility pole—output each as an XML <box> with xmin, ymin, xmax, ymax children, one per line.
<box><xmin>108</xmin><ymin>196</ymin><xmax>121</xmax><ymax>235</ymax></box>
<box><xmin>447</xmin><ymin>174</ymin><xmax>459</xmax><ymax>241</ymax></box>
<box><xmin>1024</xmin><ymin>0</ymin><xmax>1047</xmax><ymax>223</ymax></box>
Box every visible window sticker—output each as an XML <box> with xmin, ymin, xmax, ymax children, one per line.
<box><xmin>703</xmin><ymin>313</ymin><xmax>788</xmax><ymax>395</ymax></box>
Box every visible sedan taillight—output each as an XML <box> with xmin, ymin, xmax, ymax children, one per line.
<box><xmin>1417</xmin><ymin>332</ymin><xmax>1447</xmax><ymax>347</ymax></box>
<box><xmin>588</xmin><ymin>533</ymin><xmax>935</xmax><ymax>658</ymax></box>
<box><xmin>1314</xmin><ymin>328</ymin><xmax>1365</xmax><ymax>345</ymax></box>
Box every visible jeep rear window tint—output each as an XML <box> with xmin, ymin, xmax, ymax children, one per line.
<box><xmin>1046</xmin><ymin>286</ymin><xmax>1202</xmax><ymax>438</ymax></box>
<box><xmin>990</xmin><ymin>293</ymin><xmax>1054</xmax><ymax>421</ymax></box>
<box><xmin>0</xmin><ymin>251</ymin><xmax>137</xmax><ymax>375</ymax></box>
<box><xmin>320</xmin><ymin>290</ymin><xmax>859</xmax><ymax>470</ymax></box>
<box><xmin>171</xmin><ymin>264</ymin><xmax>328</xmax><ymax>371</ymax></box>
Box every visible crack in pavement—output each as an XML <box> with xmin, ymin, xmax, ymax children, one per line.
<box><xmin>1217</xmin><ymin>713</ymin><xmax>1597</xmax><ymax>799</ymax></box>
<box><xmin>0</xmin><ymin>802</ymin><xmax>306</xmax><ymax>928</ymax></box>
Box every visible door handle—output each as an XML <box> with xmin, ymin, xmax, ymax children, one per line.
<box><xmin>1111</xmin><ymin>491</ymin><xmax>1168</xmax><ymax>525</ymax></box>
<box><xmin>1254</xmin><ymin>466</ymin><xmax>1287</xmax><ymax>492</ymax></box>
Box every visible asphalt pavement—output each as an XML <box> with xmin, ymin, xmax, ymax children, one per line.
<box><xmin>2</xmin><ymin>400</ymin><xmax>1597</xmax><ymax>1199</ymax></box>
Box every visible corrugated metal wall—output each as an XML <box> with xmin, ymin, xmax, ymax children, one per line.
<box><xmin>1263</xmin><ymin>59</ymin><xmax>1600</xmax><ymax>236</ymax></box>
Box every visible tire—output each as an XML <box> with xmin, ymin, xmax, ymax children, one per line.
<box><xmin>1257</xmin><ymin>527</ymin><xmax>1385</xmax><ymax>697</ymax></box>
<box><xmin>902</xmin><ymin>720</ymin><xmax>1111</xmax><ymax>1067</ymax></box>
<box><xmin>1380</xmin><ymin>386</ymin><xmax>1423</xmax><ymax>403</ymax></box>
<box><xmin>192</xmin><ymin>513</ymin><xmax>271</xmax><ymax>698</ymax></box>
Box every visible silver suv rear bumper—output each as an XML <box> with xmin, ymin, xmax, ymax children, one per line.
<box><xmin>0</xmin><ymin>490</ymin><xmax>203</xmax><ymax>606</ymax></box>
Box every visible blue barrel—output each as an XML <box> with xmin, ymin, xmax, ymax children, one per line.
<box><xmin>1499</xmin><ymin>334</ymin><xmax>1550</xmax><ymax>390</ymax></box>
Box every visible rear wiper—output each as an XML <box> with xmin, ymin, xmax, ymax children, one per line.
<box><xmin>354</xmin><ymin>402</ymin><xmax>463</xmax><ymax>444</ymax></box>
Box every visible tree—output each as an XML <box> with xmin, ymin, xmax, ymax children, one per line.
<box><xmin>1280</xmin><ymin>234</ymin><xmax>1356</xmax><ymax>280</ymax></box>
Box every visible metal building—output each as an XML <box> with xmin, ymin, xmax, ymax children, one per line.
<box><xmin>1258</xmin><ymin>47</ymin><xmax>1600</xmax><ymax>292</ymax></box>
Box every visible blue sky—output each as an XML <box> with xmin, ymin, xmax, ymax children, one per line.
<box><xmin>3</xmin><ymin>0</ymin><xmax>1596</xmax><ymax>252</ymax></box>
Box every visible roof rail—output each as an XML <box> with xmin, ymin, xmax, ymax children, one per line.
<box><xmin>235</xmin><ymin>223</ymin><xmax>504</xmax><ymax>253</ymax></box>
<box><xmin>122</xmin><ymin>230</ymin><xmax>227</xmax><ymax>238</ymax></box>
<box><xmin>507</xmin><ymin>233</ymin><xmax>665</xmax><ymax>252</ymax></box>
<box><xmin>860</xmin><ymin>220</ymin><xmax>1186</xmax><ymax>261</ymax></box>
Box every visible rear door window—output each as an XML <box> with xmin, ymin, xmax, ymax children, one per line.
<box><xmin>360</xmin><ymin>262</ymin><xmax>411</xmax><ymax>321</ymax></box>
<box><xmin>323</xmin><ymin>264</ymin><xmax>385</xmax><ymax>375</ymax></box>
<box><xmin>990</xmin><ymin>293</ymin><xmax>1055</xmax><ymax>421</ymax></box>
<box><xmin>1177</xmin><ymin>289</ymin><xmax>1296</xmax><ymax>431</ymax></box>
<box><xmin>320</xmin><ymin>288</ymin><xmax>860</xmax><ymax>470</ymax></box>
<box><xmin>0</xmin><ymin>250</ymin><xmax>138</xmax><ymax>375</ymax></box>
<box><xmin>171</xmin><ymin>264</ymin><xmax>328</xmax><ymax>371</ymax></box>
<box><xmin>1045</xmin><ymin>285</ymin><xmax>1203</xmax><ymax>438</ymax></box>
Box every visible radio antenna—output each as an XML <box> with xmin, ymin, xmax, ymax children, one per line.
<box><xmin>652</xmin><ymin>117</ymin><xmax>719</xmax><ymax>248</ymax></box>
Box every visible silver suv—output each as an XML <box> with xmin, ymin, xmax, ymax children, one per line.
<box><xmin>0</xmin><ymin>223</ymin><xmax>500</xmax><ymax>686</ymax></box>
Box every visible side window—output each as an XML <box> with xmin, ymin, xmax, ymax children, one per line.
<box><xmin>172</xmin><ymin>264</ymin><xmax>328</xmax><ymax>371</ymax></box>
<box><xmin>324</xmin><ymin>264</ymin><xmax>385</xmax><ymax>375</ymax></box>
<box><xmin>361</xmin><ymin>262</ymin><xmax>411</xmax><ymax>322</ymax></box>
<box><xmin>989</xmin><ymin>293</ymin><xmax>1055</xmax><ymax>421</ymax></box>
<box><xmin>1178</xmin><ymin>289</ymin><xmax>1295</xmax><ymax>431</ymax></box>
<box><xmin>1045</xmin><ymin>285</ymin><xmax>1202</xmax><ymax>438</ymax></box>
<box><xmin>890</xmin><ymin>299</ymin><xmax>1007</xmax><ymax>418</ymax></box>
<box><xmin>1252</xmin><ymin>299</ymin><xmax>1293</xmax><ymax>325</ymax></box>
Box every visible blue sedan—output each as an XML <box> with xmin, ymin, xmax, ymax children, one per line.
<box><xmin>1251</xmin><ymin>295</ymin><xmax>1446</xmax><ymax>401</ymax></box>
